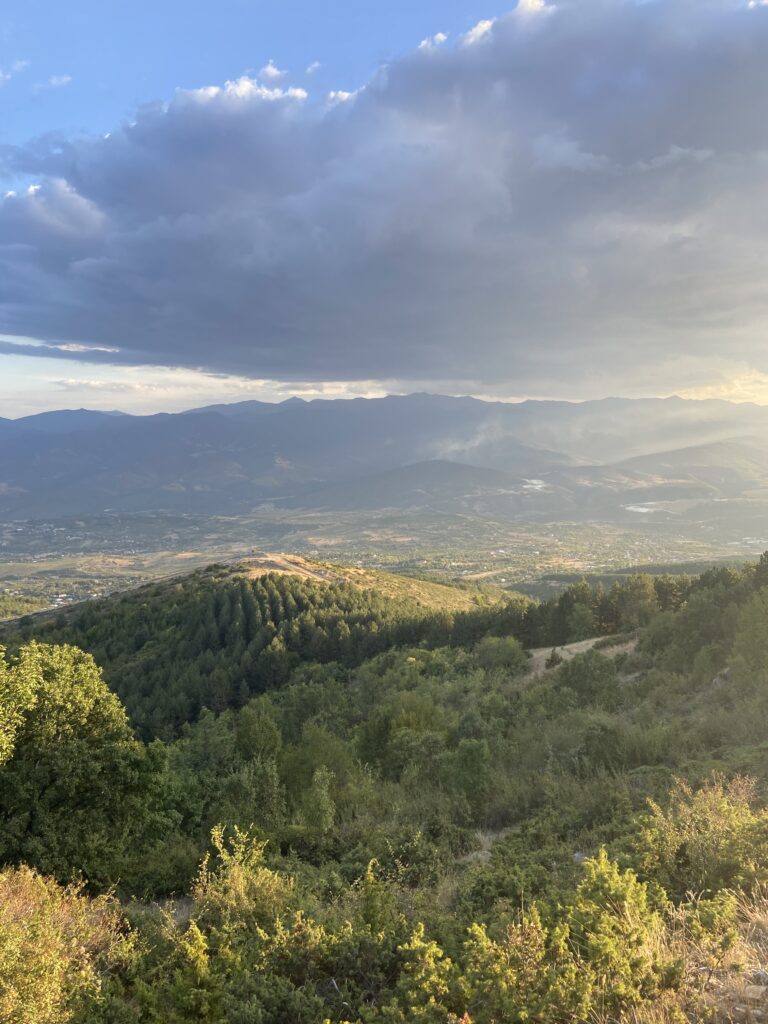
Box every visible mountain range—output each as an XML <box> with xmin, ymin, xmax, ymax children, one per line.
<box><xmin>2</xmin><ymin>393</ymin><xmax>768</xmax><ymax>524</ymax></box>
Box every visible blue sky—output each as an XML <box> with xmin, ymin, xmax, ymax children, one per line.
<box><xmin>1</xmin><ymin>1</ymin><xmax>495</xmax><ymax>146</ymax></box>
<box><xmin>2</xmin><ymin>0</ymin><xmax>768</xmax><ymax>416</ymax></box>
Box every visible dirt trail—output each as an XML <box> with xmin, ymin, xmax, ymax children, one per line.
<box><xmin>527</xmin><ymin>636</ymin><xmax>637</xmax><ymax>676</ymax></box>
<box><xmin>240</xmin><ymin>553</ymin><xmax>340</xmax><ymax>583</ymax></box>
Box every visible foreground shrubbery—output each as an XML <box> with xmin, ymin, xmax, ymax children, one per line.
<box><xmin>5</xmin><ymin>555</ymin><xmax>768</xmax><ymax>1019</ymax></box>
<box><xmin>7</xmin><ymin>814</ymin><xmax>766</xmax><ymax>1024</ymax></box>
<box><xmin>0</xmin><ymin>866</ymin><xmax>125</xmax><ymax>1024</ymax></box>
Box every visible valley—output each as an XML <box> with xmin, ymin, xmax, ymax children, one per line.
<box><xmin>0</xmin><ymin>506</ymin><xmax>756</xmax><ymax>619</ymax></box>
<box><xmin>3</xmin><ymin>394</ymin><xmax>768</xmax><ymax>619</ymax></box>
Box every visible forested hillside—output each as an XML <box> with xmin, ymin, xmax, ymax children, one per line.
<box><xmin>6</xmin><ymin>560</ymin><xmax>694</xmax><ymax>738</ymax></box>
<box><xmin>5</xmin><ymin>556</ymin><xmax>768</xmax><ymax>1021</ymax></box>
<box><xmin>6</xmin><ymin>564</ymin><xmax>512</xmax><ymax>738</ymax></box>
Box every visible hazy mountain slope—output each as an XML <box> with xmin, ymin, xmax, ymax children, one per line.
<box><xmin>497</xmin><ymin>396</ymin><xmax>768</xmax><ymax>463</ymax></box>
<box><xmin>284</xmin><ymin>459</ymin><xmax>546</xmax><ymax>512</ymax></box>
<box><xmin>1</xmin><ymin>393</ymin><xmax>768</xmax><ymax>519</ymax></box>
<box><xmin>0</xmin><ymin>411</ymin><xmax>275</xmax><ymax>516</ymax></box>
<box><xmin>614</xmin><ymin>437</ymin><xmax>768</xmax><ymax>492</ymax></box>
<box><xmin>0</xmin><ymin>394</ymin><xmax>573</xmax><ymax>517</ymax></box>
<box><xmin>564</xmin><ymin>437</ymin><xmax>768</xmax><ymax>506</ymax></box>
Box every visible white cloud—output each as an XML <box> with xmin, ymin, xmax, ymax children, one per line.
<box><xmin>677</xmin><ymin>368</ymin><xmax>768</xmax><ymax>404</ymax></box>
<box><xmin>40</xmin><ymin>366</ymin><xmax>390</xmax><ymax>414</ymax></box>
<box><xmin>461</xmin><ymin>19</ymin><xmax>496</xmax><ymax>45</ymax></box>
<box><xmin>55</xmin><ymin>342</ymin><xmax>120</xmax><ymax>353</ymax></box>
<box><xmin>3</xmin><ymin>0</ymin><xmax>768</xmax><ymax>400</ymax></box>
<box><xmin>32</xmin><ymin>73</ymin><xmax>73</xmax><ymax>94</ymax></box>
<box><xmin>306</xmin><ymin>61</ymin><xmax>322</xmax><ymax>75</ymax></box>
<box><xmin>516</xmin><ymin>0</ymin><xmax>548</xmax><ymax>15</ymax></box>
<box><xmin>258</xmin><ymin>59</ymin><xmax>286</xmax><ymax>82</ymax></box>
<box><xmin>186</xmin><ymin>76</ymin><xmax>307</xmax><ymax>103</ymax></box>
<box><xmin>0</xmin><ymin>60</ymin><xmax>29</xmax><ymax>85</ymax></box>
<box><xmin>327</xmin><ymin>89</ymin><xmax>356</xmax><ymax>104</ymax></box>
<box><xmin>419</xmin><ymin>32</ymin><xmax>448</xmax><ymax>49</ymax></box>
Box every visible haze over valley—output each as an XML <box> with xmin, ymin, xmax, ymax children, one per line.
<box><xmin>3</xmin><ymin>391</ymin><xmax>768</xmax><ymax>613</ymax></box>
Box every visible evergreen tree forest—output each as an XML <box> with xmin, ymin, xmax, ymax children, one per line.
<box><xmin>9</xmin><ymin>565</ymin><xmax>695</xmax><ymax>739</ymax></box>
<box><xmin>5</xmin><ymin>557</ymin><xmax>768</xmax><ymax>1021</ymax></box>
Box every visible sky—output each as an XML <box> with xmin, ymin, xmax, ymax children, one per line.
<box><xmin>2</xmin><ymin>0</ymin><xmax>768</xmax><ymax>416</ymax></box>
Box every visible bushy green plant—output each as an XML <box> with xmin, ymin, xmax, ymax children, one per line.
<box><xmin>0</xmin><ymin>866</ymin><xmax>126</xmax><ymax>1024</ymax></box>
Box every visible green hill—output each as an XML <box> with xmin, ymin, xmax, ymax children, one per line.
<box><xmin>4</xmin><ymin>557</ymin><xmax>516</xmax><ymax>738</ymax></box>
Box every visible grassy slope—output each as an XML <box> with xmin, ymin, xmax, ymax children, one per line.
<box><xmin>235</xmin><ymin>553</ymin><xmax>504</xmax><ymax>612</ymax></box>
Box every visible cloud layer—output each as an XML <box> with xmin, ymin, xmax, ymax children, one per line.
<box><xmin>2</xmin><ymin>0</ymin><xmax>768</xmax><ymax>394</ymax></box>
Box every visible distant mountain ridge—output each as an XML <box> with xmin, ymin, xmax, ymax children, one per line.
<box><xmin>0</xmin><ymin>409</ymin><xmax>126</xmax><ymax>438</ymax></box>
<box><xmin>1</xmin><ymin>393</ymin><xmax>768</xmax><ymax>520</ymax></box>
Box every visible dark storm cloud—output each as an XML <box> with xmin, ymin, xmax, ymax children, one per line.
<box><xmin>2</xmin><ymin>0</ymin><xmax>768</xmax><ymax>391</ymax></box>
